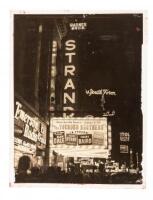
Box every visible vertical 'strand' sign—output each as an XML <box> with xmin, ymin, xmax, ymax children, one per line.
<box><xmin>63</xmin><ymin>39</ymin><xmax>77</xmax><ymax>117</ymax></box>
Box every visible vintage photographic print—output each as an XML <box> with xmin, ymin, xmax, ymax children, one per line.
<box><xmin>13</xmin><ymin>13</ymin><xmax>143</xmax><ymax>185</ymax></box>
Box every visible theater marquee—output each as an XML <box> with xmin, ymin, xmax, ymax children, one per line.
<box><xmin>50</xmin><ymin>117</ymin><xmax>108</xmax><ymax>147</ymax></box>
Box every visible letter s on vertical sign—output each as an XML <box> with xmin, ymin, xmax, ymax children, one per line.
<box><xmin>65</xmin><ymin>40</ymin><xmax>76</xmax><ymax>51</ymax></box>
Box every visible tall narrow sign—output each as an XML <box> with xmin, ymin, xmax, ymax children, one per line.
<box><xmin>63</xmin><ymin>39</ymin><xmax>77</xmax><ymax>117</ymax></box>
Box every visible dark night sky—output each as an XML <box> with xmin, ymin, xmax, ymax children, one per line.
<box><xmin>63</xmin><ymin>14</ymin><xmax>143</xmax><ymax>158</ymax></box>
<box><xmin>64</xmin><ymin>15</ymin><xmax>143</xmax><ymax>117</ymax></box>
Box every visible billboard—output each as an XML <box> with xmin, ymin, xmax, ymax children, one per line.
<box><xmin>14</xmin><ymin>100</ymin><xmax>47</xmax><ymax>147</ymax></box>
<box><xmin>50</xmin><ymin>117</ymin><xmax>107</xmax><ymax>147</ymax></box>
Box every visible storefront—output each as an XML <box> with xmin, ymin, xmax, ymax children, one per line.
<box><xmin>14</xmin><ymin>97</ymin><xmax>48</xmax><ymax>171</ymax></box>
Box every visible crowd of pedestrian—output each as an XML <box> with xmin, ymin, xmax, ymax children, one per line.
<box><xmin>15</xmin><ymin>155</ymin><xmax>142</xmax><ymax>184</ymax></box>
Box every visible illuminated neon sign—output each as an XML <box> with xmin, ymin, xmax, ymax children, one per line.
<box><xmin>63</xmin><ymin>40</ymin><xmax>76</xmax><ymax>117</ymax></box>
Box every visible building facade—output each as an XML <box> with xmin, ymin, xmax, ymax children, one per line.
<box><xmin>14</xmin><ymin>15</ymin><xmax>53</xmax><ymax>170</ymax></box>
<box><xmin>14</xmin><ymin>14</ymin><xmax>143</xmax><ymax>180</ymax></box>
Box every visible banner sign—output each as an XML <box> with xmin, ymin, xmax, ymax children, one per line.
<box><xmin>120</xmin><ymin>145</ymin><xmax>129</xmax><ymax>153</ymax></box>
<box><xmin>78</xmin><ymin>134</ymin><xmax>92</xmax><ymax>145</ymax></box>
<box><xmin>14</xmin><ymin>100</ymin><xmax>47</xmax><ymax>145</ymax></box>
<box><xmin>14</xmin><ymin>137</ymin><xmax>36</xmax><ymax>154</ymax></box>
<box><xmin>53</xmin><ymin>131</ymin><xmax>65</xmax><ymax>145</ymax></box>
<box><xmin>66</xmin><ymin>134</ymin><xmax>77</xmax><ymax>145</ymax></box>
<box><xmin>93</xmin><ymin>132</ymin><xmax>104</xmax><ymax>145</ymax></box>
<box><xmin>120</xmin><ymin>132</ymin><xmax>130</xmax><ymax>142</ymax></box>
<box><xmin>69</xmin><ymin>22</ymin><xmax>87</xmax><ymax>30</ymax></box>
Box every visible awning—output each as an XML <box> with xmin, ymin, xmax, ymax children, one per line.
<box><xmin>51</xmin><ymin>147</ymin><xmax>109</xmax><ymax>158</ymax></box>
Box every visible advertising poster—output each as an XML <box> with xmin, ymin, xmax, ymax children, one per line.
<box><xmin>65</xmin><ymin>134</ymin><xmax>77</xmax><ymax>145</ymax></box>
<box><xmin>53</xmin><ymin>131</ymin><xmax>65</xmax><ymax>145</ymax></box>
<box><xmin>78</xmin><ymin>134</ymin><xmax>92</xmax><ymax>145</ymax></box>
